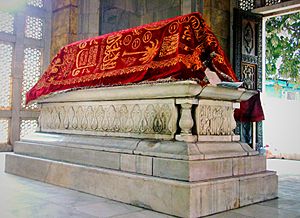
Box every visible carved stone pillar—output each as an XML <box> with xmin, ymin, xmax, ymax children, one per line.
<box><xmin>175</xmin><ymin>98</ymin><xmax>198</xmax><ymax>142</ymax></box>
<box><xmin>51</xmin><ymin>0</ymin><xmax>79</xmax><ymax>59</ymax></box>
<box><xmin>203</xmin><ymin>0</ymin><xmax>231</xmax><ymax>56</ymax></box>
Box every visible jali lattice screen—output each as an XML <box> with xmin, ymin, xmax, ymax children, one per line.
<box><xmin>22</xmin><ymin>48</ymin><xmax>42</xmax><ymax>109</ymax></box>
<box><xmin>0</xmin><ymin>11</ymin><xmax>14</xmax><ymax>34</ymax></box>
<box><xmin>0</xmin><ymin>43</ymin><xmax>13</xmax><ymax>109</ymax></box>
<box><xmin>25</xmin><ymin>16</ymin><xmax>43</xmax><ymax>40</ymax></box>
<box><xmin>0</xmin><ymin>119</ymin><xmax>9</xmax><ymax>144</ymax></box>
<box><xmin>20</xmin><ymin>119</ymin><xmax>38</xmax><ymax>139</ymax></box>
<box><xmin>27</xmin><ymin>0</ymin><xmax>44</xmax><ymax>8</ymax></box>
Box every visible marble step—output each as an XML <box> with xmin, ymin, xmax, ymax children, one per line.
<box><xmin>5</xmin><ymin>153</ymin><xmax>278</xmax><ymax>218</ymax></box>
<box><xmin>14</xmin><ymin>140</ymin><xmax>266</xmax><ymax>182</ymax></box>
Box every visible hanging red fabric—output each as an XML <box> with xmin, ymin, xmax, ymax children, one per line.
<box><xmin>26</xmin><ymin>12</ymin><xmax>238</xmax><ymax>104</ymax></box>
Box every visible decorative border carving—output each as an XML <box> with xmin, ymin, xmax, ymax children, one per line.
<box><xmin>242</xmin><ymin>54</ymin><xmax>258</xmax><ymax>64</ymax></box>
<box><xmin>242</xmin><ymin>63</ymin><xmax>256</xmax><ymax>90</ymax></box>
<box><xmin>242</xmin><ymin>21</ymin><xmax>255</xmax><ymax>55</ymax></box>
<box><xmin>233</xmin><ymin>8</ymin><xmax>263</xmax><ymax>149</ymax></box>
<box><xmin>39</xmin><ymin>99</ymin><xmax>178</xmax><ymax>140</ymax></box>
<box><xmin>195</xmin><ymin>100</ymin><xmax>236</xmax><ymax>136</ymax></box>
<box><xmin>257</xmin><ymin>19</ymin><xmax>263</xmax><ymax>91</ymax></box>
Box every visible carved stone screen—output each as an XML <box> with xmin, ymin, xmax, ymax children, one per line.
<box><xmin>238</xmin><ymin>0</ymin><xmax>254</xmax><ymax>11</ymax></box>
<box><xmin>0</xmin><ymin>43</ymin><xmax>13</xmax><ymax>109</ymax></box>
<box><xmin>27</xmin><ymin>0</ymin><xmax>44</xmax><ymax>8</ymax></box>
<box><xmin>265</xmin><ymin>0</ymin><xmax>281</xmax><ymax>6</ymax></box>
<box><xmin>0</xmin><ymin>119</ymin><xmax>9</xmax><ymax>144</ymax></box>
<box><xmin>242</xmin><ymin>20</ymin><xmax>256</xmax><ymax>56</ymax></box>
<box><xmin>0</xmin><ymin>1</ymin><xmax>50</xmax><ymax>148</ymax></box>
<box><xmin>25</xmin><ymin>16</ymin><xmax>43</xmax><ymax>40</ymax></box>
<box><xmin>22</xmin><ymin>48</ymin><xmax>42</xmax><ymax>109</ymax></box>
<box><xmin>0</xmin><ymin>11</ymin><xmax>14</xmax><ymax>34</ymax></box>
<box><xmin>233</xmin><ymin>10</ymin><xmax>262</xmax><ymax>91</ymax></box>
<box><xmin>233</xmin><ymin>8</ymin><xmax>263</xmax><ymax>150</ymax></box>
<box><xmin>237</xmin><ymin>0</ymin><xmax>284</xmax><ymax>10</ymax></box>
<box><xmin>20</xmin><ymin>119</ymin><xmax>38</xmax><ymax>139</ymax></box>
<box><xmin>241</xmin><ymin>63</ymin><xmax>256</xmax><ymax>89</ymax></box>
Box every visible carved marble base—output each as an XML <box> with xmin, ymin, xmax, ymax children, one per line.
<box><xmin>12</xmin><ymin>132</ymin><xmax>261</xmax><ymax>181</ymax></box>
<box><xmin>36</xmin><ymin>81</ymin><xmax>257</xmax><ymax>142</ymax></box>
<box><xmin>5</xmin><ymin>81</ymin><xmax>277</xmax><ymax>217</ymax></box>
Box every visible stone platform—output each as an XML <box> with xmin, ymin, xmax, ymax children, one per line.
<box><xmin>5</xmin><ymin>81</ymin><xmax>278</xmax><ymax>217</ymax></box>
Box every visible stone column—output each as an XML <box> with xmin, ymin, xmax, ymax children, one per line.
<box><xmin>181</xmin><ymin>0</ymin><xmax>203</xmax><ymax>15</ymax></box>
<box><xmin>203</xmin><ymin>0</ymin><xmax>231</xmax><ymax>56</ymax></box>
<box><xmin>175</xmin><ymin>98</ymin><xmax>198</xmax><ymax>142</ymax></box>
<box><xmin>78</xmin><ymin>0</ymin><xmax>100</xmax><ymax>40</ymax></box>
<box><xmin>9</xmin><ymin>11</ymin><xmax>26</xmax><ymax>148</ymax></box>
<box><xmin>51</xmin><ymin>0</ymin><xmax>79</xmax><ymax>58</ymax></box>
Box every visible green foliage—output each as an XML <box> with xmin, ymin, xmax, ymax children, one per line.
<box><xmin>265</xmin><ymin>12</ymin><xmax>300</xmax><ymax>84</ymax></box>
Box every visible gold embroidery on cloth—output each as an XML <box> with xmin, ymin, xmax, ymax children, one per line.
<box><xmin>101</xmin><ymin>34</ymin><xmax>122</xmax><ymax>70</ymax></box>
<box><xmin>72</xmin><ymin>45</ymin><xmax>99</xmax><ymax>76</ymax></box>
<box><xmin>123</xmin><ymin>35</ymin><xmax>132</xmax><ymax>46</ymax></box>
<box><xmin>168</xmin><ymin>21</ymin><xmax>179</xmax><ymax>34</ymax></box>
<box><xmin>79</xmin><ymin>42</ymin><xmax>87</xmax><ymax>49</ymax></box>
<box><xmin>139</xmin><ymin>40</ymin><xmax>160</xmax><ymax>64</ymax></box>
<box><xmin>60</xmin><ymin>47</ymin><xmax>77</xmax><ymax>77</ymax></box>
<box><xmin>133</xmin><ymin>29</ymin><xmax>142</xmax><ymax>35</ymax></box>
<box><xmin>178</xmin><ymin>45</ymin><xmax>204</xmax><ymax>70</ymax></box>
<box><xmin>182</xmin><ymin>26</ymin><xmax>192</xmax><ymax>41</ymax></box>
<box><xmin>44</xmin><ymin>57</ymin><xmax>178</xmax><ymax>86</ymax></box>
<box><xmin>122</xmin><ymin>40</ymin><xmax>160</xmax><ymax>64</ymax></box>
<box><xmin>89</xmin><ymin>39</ymin><xmax>99</xmax><ymax>46</ymax></box>
<box><xmin>180</xmin><ymin>16</ymin><xmax>190</xmax><ymax>23</ymax></box>
<box><xmin>41</xmin><ymin>48</ymin><xmax>204</xmax><ymax>88</ymax></box>
<box><xmin>190</xmin><ymin>16</ymin><xmax>200</xmax><ymax>30</ymax></box>
<box><xmin>144</xmin><ymin>22</ymin><xmax>168</xmax><ymax>31</ymax></box>
<box><xmin>159</xmin><ymin>34</ymin><xmax>179</xmax><ymax>57</ymax></box>
<box><xmin>121</xmin><ymin>57</ymin><xmax>137</xmax><ymax>66</ymax></box>
<box><xmin>143</xmin><ymin>31</ymin><xmax>152</xmax><ymax>43</ymax></box>
<box><xmin>132</xmin><ymin>38</ymin><xmax>141</xmax><ymax>49</ymax></box>
<box><xmin>34</xmin><ymin>13</ymin><xmax>225</xmax><ymax>90</ymax></box>
<box><xmin>87</xmin><ymin>45</ymin><xmax>98</xmax><ymax>66</ymax></box>
<box><xmin>77</xmin><ymin>49</ymin><xmax>89</xmax><ymax>68</ymax></box>
<box><xmin>49</xmin><ymin>58</ymin><xmax>63</xmax><ymax>74</ymax></box>
<box><xmin>179</xmin><ymin>42</ymin><xmax>192</xmax><ymax>52</ymax></box>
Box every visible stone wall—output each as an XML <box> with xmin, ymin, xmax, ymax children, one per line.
<box><xmin>78</xmin><ymin>0</ymin><xmax>100</xmax><ymax>40</ymax></box>
<box><xmin>99</xmin><ymin>0</ymin><xmax>230</xmax><ymax>55</ymax></box>
<box><xmin>50</xmin><ymin>0</ymin><xmax>231</xmax><ymax>59</ymax></box>
<box><xmin>100</xmin><ymin>0</ymin><xmax>181</xmax><ymax>34</ymax></box>
<box><xmin>51</xmin><ymin>0</ymin><xmax>79</xmax><ymax>58</ymax></box>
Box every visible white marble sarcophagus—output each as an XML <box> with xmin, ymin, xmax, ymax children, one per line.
<box><xmin>6</xmin><ymin>80</ymin><xmax>278</xmax><ymax>218</ymax></box>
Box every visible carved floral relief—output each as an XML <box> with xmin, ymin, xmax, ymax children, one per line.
<box><xmin>39</xmin><ymin>100</ymin><xmax>177</xmax><ymax>139</ymax></box>
<box><xmin>196</xmin><ymin>101</ymin><xmax>236</xmax><ymax>136</ymax></box>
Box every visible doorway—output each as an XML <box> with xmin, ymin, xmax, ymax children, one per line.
<box><xmin>259</xmin><ymin>5</ymin><xmax>300</xmax><ymax>159</ymax></box>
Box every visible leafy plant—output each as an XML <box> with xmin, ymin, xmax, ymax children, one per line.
<box><xmin>265</xmin><ymin>12</ymin><xmax>300</xmax><ymax>85</ymax></box>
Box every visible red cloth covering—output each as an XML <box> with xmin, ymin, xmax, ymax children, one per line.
<box><xmin>26</xmin><ymin>12</ymin><xmax>238</xmax><ymax>104</ymax></box>
<box><xmin>234</xmin><ymin>92</ymin><xmax>265</xmax><ymax>122</ymax></box>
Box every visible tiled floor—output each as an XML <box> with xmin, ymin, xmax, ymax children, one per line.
<box><xmin>0</xmin><ymin>153</ymin><xmax>300</xmax><ymax>218</ymax></box>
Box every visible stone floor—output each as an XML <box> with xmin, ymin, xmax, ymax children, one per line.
<box><xmin>0</xmin><ymin>153</ymin><xmax>300</xmax><ymax>218</ymax></box>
